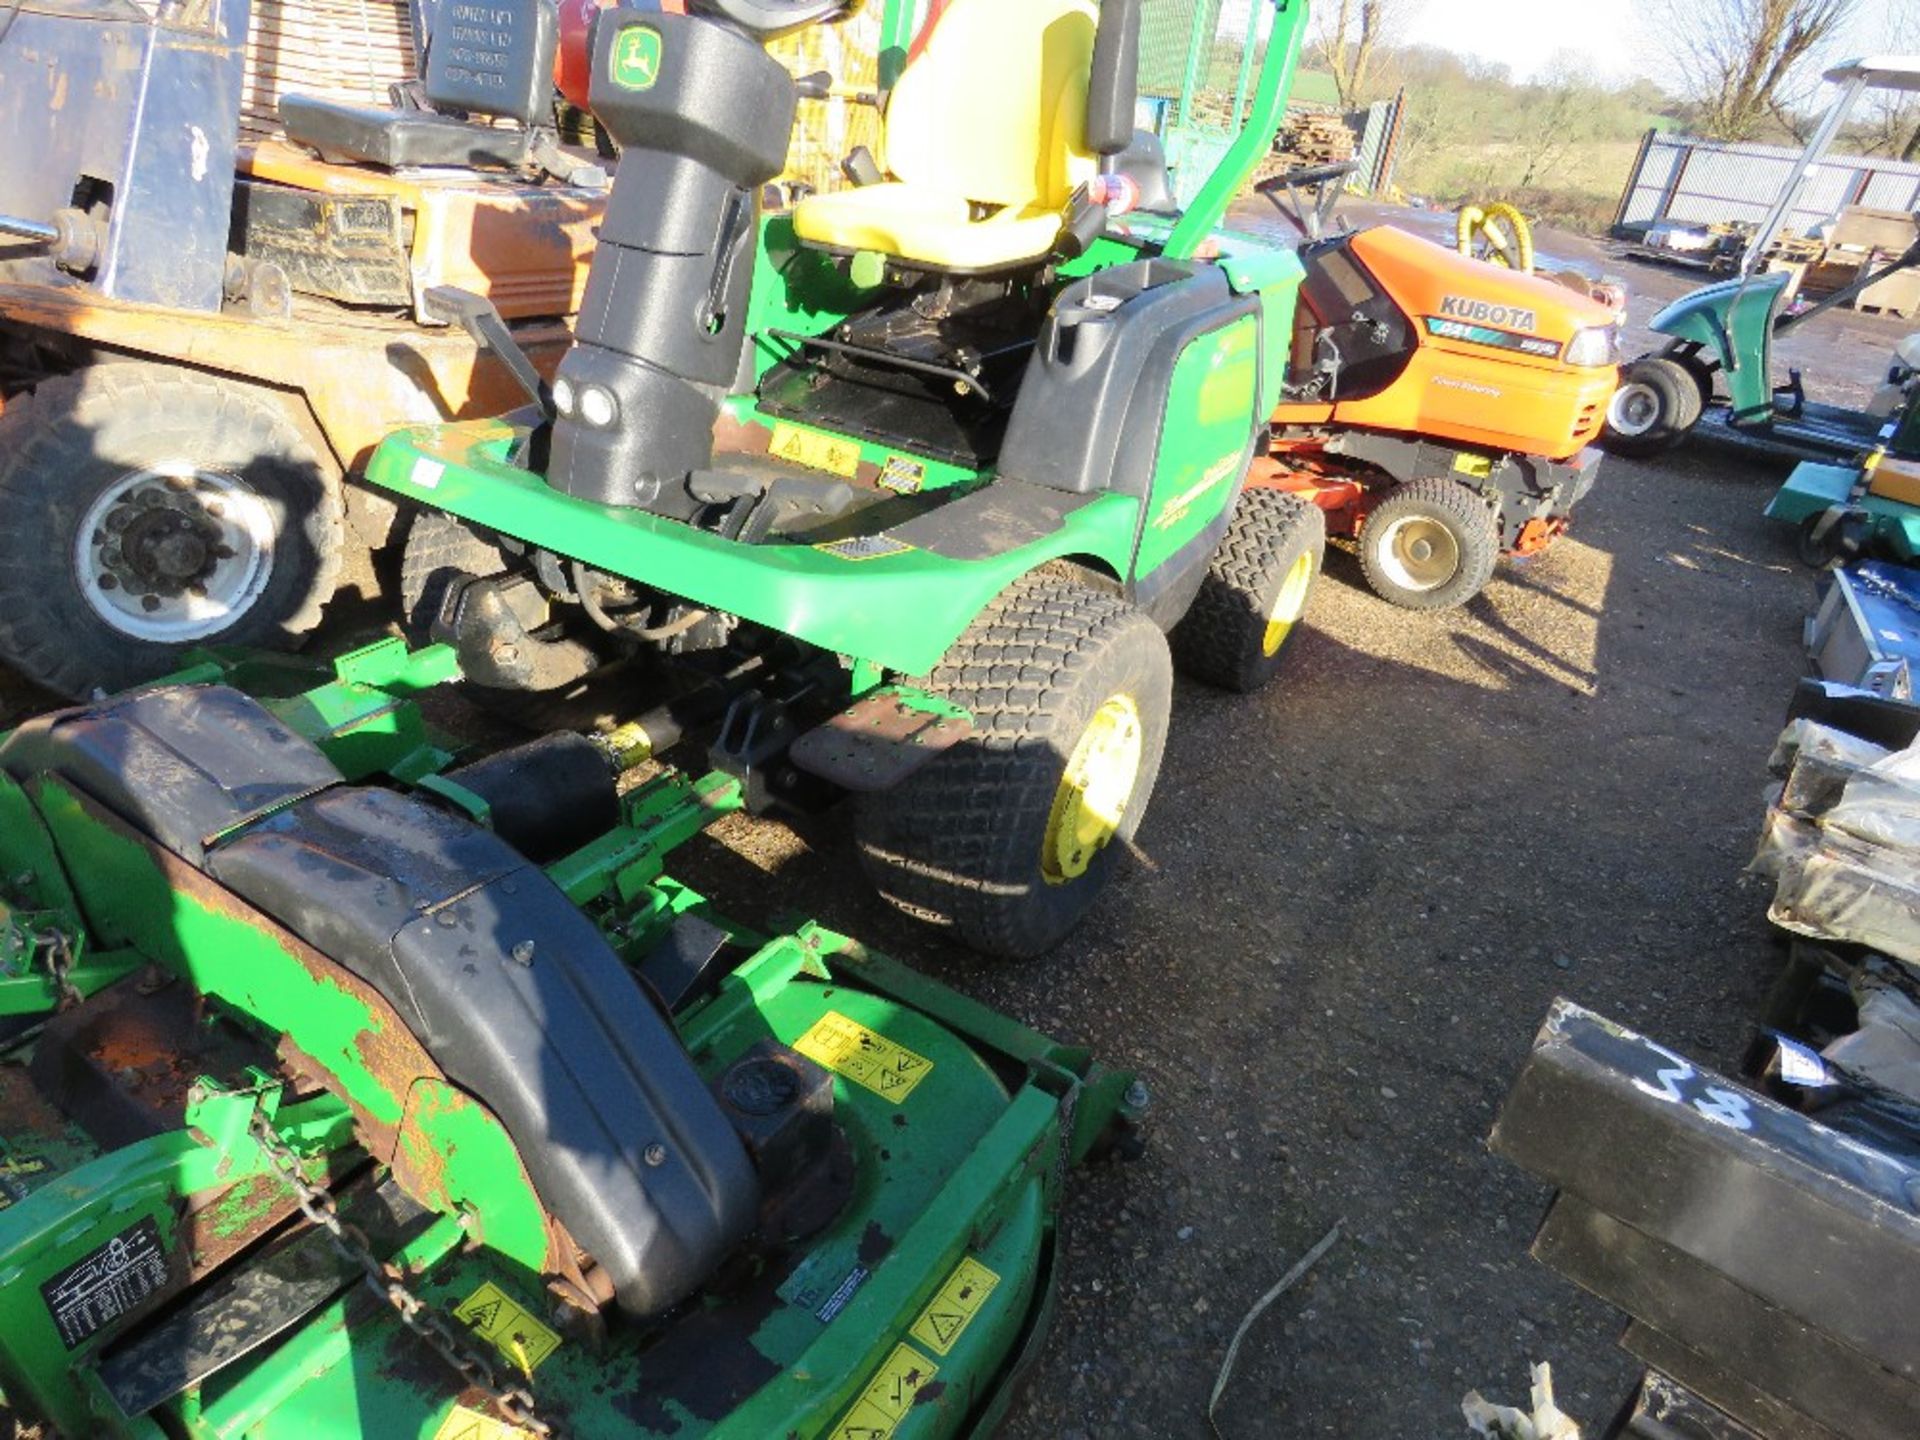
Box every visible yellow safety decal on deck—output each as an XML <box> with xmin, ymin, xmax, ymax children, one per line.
<box><xmin>908</xmin><ymin>1255</ymin><xmax>1001</xmax><ymax>1355</ymax></box>
<box><xmin>770</xmin><ymin>421</ymin><xmax>862</xmax><ymax>478</ymax></box>
<box><xmin>795</xmin><ymin>1011</ymin><xmax>934</xmax><ymax>1103</ymax></box>
<box><xmin>430</xmin><ymin>1404</ymin><xmax>530</xmax><ymax>1440</ymax></box>
<box><xmin>829</xmin><ymin>1342</ymin><xmax>940</xmax><ymax>1439</ymax></box>
<box><xmin>1451</xmin><ymin>452</ymin><xmax>1493</xmax><ymax>478</ymax></box>
<box><xmin>452</xmin><ymin>1282</ymin><xmax>562</xmax><ymax>1375</ymax></box>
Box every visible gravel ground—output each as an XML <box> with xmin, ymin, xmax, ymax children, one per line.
<box><xmin>0</xmin><ymin>211</ymin><xmax>1910</xmax><ymax>1436</ymax></box>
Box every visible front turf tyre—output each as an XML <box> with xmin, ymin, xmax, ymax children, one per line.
<box><xmin>855</xmin><ymin>573</ymin><xmax>1173</xmax><ymax>959</ymax></box>
<box><xmin>1172</xmin><ymin>488</ymin><xmax>1325</xmax><ymax>693</ymax></box>
<box><xmin>0</xmin><ymin>363</ymin><xmax>342</xmax><ymax>699</ymax></box>
<box><xmin>1603</xmin><ymin>355</ymin><xmax>1704</xmax><ymax>457</ymax></box>
<box><xmin>1357</xmin><ymin>477</ymin><xmax>1500</xmax><ymax>611</ymax></box>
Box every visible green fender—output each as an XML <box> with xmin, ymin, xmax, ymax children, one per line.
<box><xmin>1648</xmin><ymin>272</ymin><xmax>1790</xmax><ymax>422</ymax></box>
<box><xmin>365</xmin><ymin>421</ymin><xmax>1146</xmax><ymax>676</ymax></box>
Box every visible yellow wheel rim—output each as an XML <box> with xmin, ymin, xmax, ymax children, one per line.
<box><xmin>1261</xmin><ymin>550</ymin><xmax>1316</xmax><ymax>656</ymax></box>
<box><xmin>1042</xmin><ymin>694</ymin><xmax>1145</xmax><ymax>885</ymax></box>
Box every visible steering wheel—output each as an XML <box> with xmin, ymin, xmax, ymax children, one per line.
<box><xmin>687</xmin><ymin>0</ymin><xmax>853</xmax><ymax>40</ymax></box>
<box><xmin>1255</xmin><ymin>161</ymin><xmax>1358</xmax><ymax>242</ymax></box>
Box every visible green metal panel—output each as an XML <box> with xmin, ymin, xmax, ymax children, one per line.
<box><xmin>1648</xmin><ymin>273</ymin><xmax>1790</xmax><ymax>422</ymax></box>
<box><xmin>1134</xmin><ymin>314</ymin><xmax>1262</xmax><ymax>576</ymax></box>
<box><xmin>362</xmin><ymin>423</ymin><xmax>1145</xmax><ymax>676</ymax></box>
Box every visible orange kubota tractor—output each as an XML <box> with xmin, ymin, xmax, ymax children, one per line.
<box><xmin>1249</xmin><ymin>174</ymin><xmax>1622</xmax><ymax>610</ymax></box>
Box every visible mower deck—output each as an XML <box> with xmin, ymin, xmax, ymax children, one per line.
<box><xmin>0</xmin><ymin>642</ymin><xmax>1136</xmax><ymax>1439</ymax></box>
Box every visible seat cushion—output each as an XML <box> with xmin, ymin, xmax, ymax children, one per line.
<box><xmin>279</xmin><ymin>95</ymin><xmax>534</xmax><ymax>171</ymax></box>
<box><xmin>791</xmin><ymin>182</ymin><xmax>1064</xmax><ymax>271</ymax></box>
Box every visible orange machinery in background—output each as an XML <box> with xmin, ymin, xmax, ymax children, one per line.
<box><xmin>1258</xmin><ymin>223</ymin><xmax>1623</xmax><ymax>610</ymax></box>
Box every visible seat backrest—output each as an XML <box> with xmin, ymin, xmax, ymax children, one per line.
<box><xmin>881</xmin><ymin>0</ymin><xmax>1098</xmax><ymax>210</ymax></box>
<box><xmin>423</xmin><ymin>0</ymin><xmax>559</xmax><ymax>125</ymax></box>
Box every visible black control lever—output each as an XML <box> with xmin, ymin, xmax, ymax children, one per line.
<box><xmin>423</xmin><ymin>285</ymin><xmax>551</xmax><ymax>417</ymax></box>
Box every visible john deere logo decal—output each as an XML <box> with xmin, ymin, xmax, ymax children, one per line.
<box><xmin>612</xmin><ymin>27</ymin><xmax>661</xmax><ymax>89</ymax></box>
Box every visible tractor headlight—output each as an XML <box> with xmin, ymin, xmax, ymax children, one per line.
<box><xmin>551</xmin><ymin>376</ymin><xmax>576</xmax><ymax>416</ymax></box>
<box><xmin>1564</xmin><ymin>326</ymin><xmax>1620</xmax><ymax>368</ymax></box>
<box><xmin>577</xmin><ymin>385</ymin><xmax>618</xmax><ymax>428</ymax></box>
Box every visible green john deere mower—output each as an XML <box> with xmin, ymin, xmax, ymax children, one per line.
<box><xmin>366</xmin><ymin>0</ymin><xmax>1324</xmax><ymax>957</ymax></box>
<box><xmin>0</xmin><ymin>640</ymin><xmax>1141</xmax><ymax>1438</ymax></box>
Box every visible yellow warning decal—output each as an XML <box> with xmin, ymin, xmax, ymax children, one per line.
<box><xmin>795</xmin><ymin>1011</ymin><xmax>934</xmax><ymax>1103</ymax></box>
<box><xmin>431</xmin><ymin>1404</ymin><xmax>530</xmax><ymax>1440</ymax></box>
<box><xmin>770</xmin><ymin>421</ymin><xmax>862</xmax><ymax>479</ymax></box>
<box><xmin>829</xmin><ymin>1342</ymin><xmax>939</xmax><ymax>1440</ymax></box>
<box><xmin>1451</xmin><ymin>452</ymin><xmax>1494</xmax><ymax>478</ymax></box>
<box><xmin>452</xmin><ymin>1282</ymin><xmax>562</xmax><ymax>1376</ymax></box>
<box><xmin>908</xmin><ymin>1255</ymin><xmax>1000</xmax><ymax>1356</ymax></box>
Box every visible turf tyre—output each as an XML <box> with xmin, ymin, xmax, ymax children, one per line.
<box><xmin>1172</xmin><ymin>488</ymin><xmax>1325</xmax><ymax>692</ymax></box>
<box><xmin>1357</xmin><ymin>477</ymin><xmax>1500</xmax><ymax>611</ymax></box>
<box><xmin>855</xmin><ymin>572</ymin><xmax>1173</xmax><ymax>959</ymax></box>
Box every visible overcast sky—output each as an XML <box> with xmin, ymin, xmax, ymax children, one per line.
<box><xmin>1399</xmin><ymin>0</ymin><xmax>1905</xmax><ymax>86</ymax></box>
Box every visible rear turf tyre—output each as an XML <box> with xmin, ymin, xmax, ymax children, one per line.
<box><xmin>1357</xmin><ymin>477</ymin><xmax>1500</xmax><ymax>611</ymax></box>
<box><xmin>0</xmin><ymin>363</ymin><xmax>342</xmax><ymax>698</ymax></box>
<box><xmin>1602</xmin><ymin>356</ymin><xmax>1703</xmax><ymax>457</ymax></box>
<box><xmin>855</xmin><ymin>573</ymin><xmax>1173</xmax><ymax>959</ymax></box>
<box><xmin>1172</xmin><ymin>488</ymin><xmax>1325</xmax><ymax>693</ymax></box>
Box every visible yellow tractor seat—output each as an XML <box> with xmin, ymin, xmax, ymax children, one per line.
<box><xmin>791</xmin><ymin>0</ymin><xmax>1099</xmax><ymax>272</ymax></box>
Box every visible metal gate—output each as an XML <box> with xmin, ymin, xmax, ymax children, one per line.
<box><xmin>1614</xmin><ymin>131</ymin><xmax>1920</xmax><ymax>239</ymax></box>
<box><xmin>1140</xmin><ymin>0</ymin><xmax>1265</xmax><ymax>205</ymax></box>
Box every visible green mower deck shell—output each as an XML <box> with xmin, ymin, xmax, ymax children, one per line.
<box><xmin>0</xmin><ymin>652</ymin><xmax>1135</xmax><ymax>1438</ymax></box>
<box><xmin>1648</xmin><ymin>272</ymin><xmax>1791</xmax><ymax>423</ymax></box>
<box><xmin>1767</xmin><ymin>459</ymin><xmax>1920</xmax><ymax>562</ymax></box>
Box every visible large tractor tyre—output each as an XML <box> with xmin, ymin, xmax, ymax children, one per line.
<box><xmin>0</xmin><ymin>363</ymin><xmax>343</xmax><ymax>699</ymax></box>
<box><xmin>1602</xmin><ymin>356</ymin><xmax>1704</xmax><ymax>457</ymax></box>
<box><xmin>1172</xmin><ymin>488</ymin><xmax>1325</xmax><ymax>693</ymax></box>
<box><xmin>1357</xmin><ymin>477</ymin><xmax>1501</xmax><ymax>611</ymax></box>
<box><xmin>856</xmin><ymin>574</ymin><xmax>1174</xmax><ymax>959</ymax></box>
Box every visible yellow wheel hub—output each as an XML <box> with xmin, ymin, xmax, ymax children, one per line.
<box><xmin>1042</xmin><ymin>694</ymin><xmax>1145</xmax><ymax>884</ymax></box>
<box><xmin>1261</xmin><ymin>550</ymin><xmax>1315</xmax><ymax>656</ymax></box>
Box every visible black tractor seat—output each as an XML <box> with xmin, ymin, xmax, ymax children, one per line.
<box><xmin>279</xmin><ymin>0</ymin><xmax>562</xmax><ymax>174</ymax></box>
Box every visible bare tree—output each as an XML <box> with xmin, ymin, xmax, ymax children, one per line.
<box><xmin>1657</xmin><ymin>0</ymin><xmax>1860</xmax><ymax>141</ymax></box>
<box><xmin>1312</xmin><ymin>0</ymin><xmax>1422</xmax><ymax>108</ymax></box>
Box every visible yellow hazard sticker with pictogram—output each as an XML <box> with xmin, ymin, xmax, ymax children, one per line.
<box><xmin>908</xmin><ymin>1255</ymin><xmax>1000</xmax><ymax>1355</ymax></box>
<box><xmin>769</xmin><ymin>421</ymin><xmax>862</xmax><ymax>478</ymax></box>
<box><xmin>794</xmin><ymin>1011</ymin><xmax>934</xmax><ymax>1103</ymax></box>
<box><xmin>829</xmin><ymin>1342</ymin><xmax>940</xmax><ymax>1439</ymax></box>
<box><xmin>452</xmin><ymin>1281</ymin><xmax>562</xmax><ymax>1376</ymax></box>
<box><xmin>430</xmin><ymin>1404</ymin><xmax>530</xmax><ymax>1440</ymax></box>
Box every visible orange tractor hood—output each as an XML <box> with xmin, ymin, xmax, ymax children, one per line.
<box><xmin>1345</xmin><ymin>224</ymin><xmax>1618</xmax><ymax>344</ymax></box>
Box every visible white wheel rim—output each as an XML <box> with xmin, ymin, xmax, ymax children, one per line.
<box><xmin>1608</xmin><ymin>381</ymin><xmax>1661</xmax><ymax>437</ymax></box>
<box><xmin>73</xmin><ymin>462</ymin><xmax>276</xmax><ymax>642</ymax></box>
<box><xmin>1375</xmin><ymin>515</ymin><xmax>1460</xmax><ymax>593</ymax></box>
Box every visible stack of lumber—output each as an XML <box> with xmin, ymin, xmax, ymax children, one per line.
<box><xmin>240</xmin><ymin>0</ymin><xmax>416</xmax><ymax>140</ymax></box>
<box><xmin>1274</xmin><ymin>110</ymin><xmax>1355</xmax><ymax>166</ymax></box>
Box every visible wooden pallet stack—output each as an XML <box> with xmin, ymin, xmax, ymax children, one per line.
<box><xmin>1275</xmin><ymin>110</ymin><xmax>1355</xmax><ymax>167</ymax></box>
<box><xmin>240</xmin><ymin>0</ymin><xmax>416</xmax><ymax>141</ymax></box>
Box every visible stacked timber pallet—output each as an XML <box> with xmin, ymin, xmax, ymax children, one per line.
<box><xmin>240</xmin><ymin>0</ymin><xmax>416</xmax><ymax>141</ymax></box>
<box><xmin>1275</xmin><ymin>110</ymin><xmax>1355</xmax><ymax>166</ymax></box>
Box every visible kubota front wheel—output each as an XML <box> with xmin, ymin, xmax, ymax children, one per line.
<box><xmin>856</xmin><ymin>573</ymin><xmax>1172</xmax><ymax>959</ymax></box>
<box><xmin>0</xmin><ymin>363</ymin><xmax>342</xmax><ymax>699</ymax></box>
<box><xmin>1357</xmin><ymin>477</ymin><xmax>1500</xmax><ymax>611</ymax></box>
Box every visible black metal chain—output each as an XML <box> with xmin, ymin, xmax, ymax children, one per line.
<box><xmin>247</xmin><ymin>1108</ymin><xmax>555</xmax><ymax>1437</ymax></box>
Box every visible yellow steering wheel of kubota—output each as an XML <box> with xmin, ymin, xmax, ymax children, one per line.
<box><xmin>1041</xmin><ymin>693</ymin><xmax>1146</xmax><ymax>884</ymax></box>
<box><xmin>1457</xmin><ymin>202</ymin><xmax>1534</xmax><ymax>274</ymax></box>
